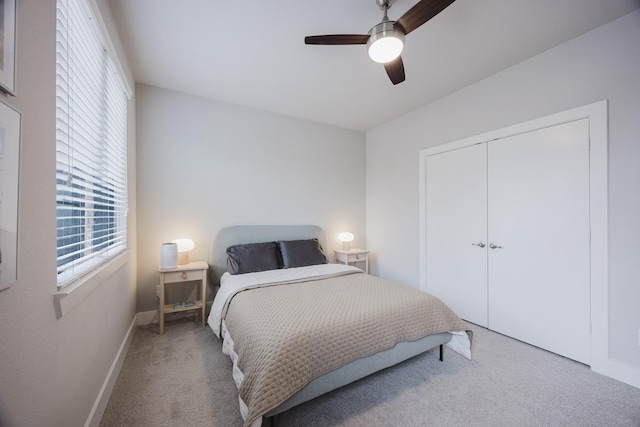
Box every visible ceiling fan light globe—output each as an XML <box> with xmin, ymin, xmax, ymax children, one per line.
<box><xmin>367</xmin><ymin>22</ymin><xmax>405</xmax><ymax>64</ymax></box>
<box><xmin>368</xmin><ymin>37</ymin><xmax>404</xmax><ymax>63</ymax></box>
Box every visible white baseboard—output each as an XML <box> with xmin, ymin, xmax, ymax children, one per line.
<box><xmin>593</xmin><ymin>358</ymin><xmax>640</xmax><ymax>390</ymax></box>
<box><xmin>84</xmin><ymin>315</ymin><xmax>137</xmax><ymax>427</ymax></box>
<box><xmin>136</xmin><ymin>309</ymin><xmax>158</xmax><ymax>326</ymax></box>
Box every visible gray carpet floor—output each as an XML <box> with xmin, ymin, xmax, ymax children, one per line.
<box><xmin>101</xmin><ymin>317</ymin><xmax>640</xmax><ymax>427</ymax></box>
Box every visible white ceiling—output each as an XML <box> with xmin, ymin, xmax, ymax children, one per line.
<box><xmin>108</xmin><ymin>0</ymin><xmax>639</xmax><ymax>131</ymax></box>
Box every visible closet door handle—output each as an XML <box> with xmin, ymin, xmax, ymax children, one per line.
<box><xmin>472</xmin><ymin>241</ymin><xmax>486</xmax><ymax>248</ymax></box>
<box><xmin>489</xmin><ymin>243</ymin><xmax>503</xmax><ymax>249</ymax></box>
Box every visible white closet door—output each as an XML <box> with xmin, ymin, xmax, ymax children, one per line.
<box><xmin>426</xmin><ymin>144</ymin><xmax>488</xmax><ymax>327</ymax></box>
<box><xmin>487</xmin><ymin>119</ymin><xmax>591</xmax><ymax>364</ymax></box>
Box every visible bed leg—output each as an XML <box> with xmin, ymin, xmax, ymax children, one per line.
<box><xmin>439</xmin><ymin>344</ymin><xmax>444</xmax><ymax>362</ymax></box>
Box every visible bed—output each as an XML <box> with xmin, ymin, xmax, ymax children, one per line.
<box><xmin>208</xmin><ymin>225</ymin><xmax>472</xmax><ymax>427</ymax></box>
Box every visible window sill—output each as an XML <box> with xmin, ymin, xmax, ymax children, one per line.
<box><xmin>53</xmin><ymin>250</ymin><xmax>129</xmax><ymax>319</ymax></box>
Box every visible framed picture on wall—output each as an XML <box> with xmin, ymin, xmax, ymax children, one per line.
<box><xmin>0</xmin><ymin>100</ymin><xmax>20</xmax><ymax>290</ymax></box>
<box><xmin>0</xmin><ymin>0</ymin><xmax>16</xmax><ymax>95</ymax></box>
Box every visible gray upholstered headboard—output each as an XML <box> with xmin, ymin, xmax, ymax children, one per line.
<box><xmin>209</xmin><ymin>225</ymin><xmax>327</xmax><ymax>286</ymax></box>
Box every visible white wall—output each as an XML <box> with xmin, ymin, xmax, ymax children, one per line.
<box><xmin>136</xmin><ymin>84</ymin><xmax>366</xmax><ymax>312</ymax></box>
<box><xmin>366</xmin><ymin>11</ymin><xmax>640</xmax><ymax>372</ymax></box>
<box><xmin>0</xmin><ymin>1</ymin><xmax>138</xmax><ymax>426</ymax></box>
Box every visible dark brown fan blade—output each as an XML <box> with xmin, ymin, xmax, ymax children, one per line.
<box><xmin>384</xmin><ymin>56</ymin><xmax>405</xmax><ymax>85</ymax></box>
<box><xmin>395</xmin><ymin>0</ymin><xmax>455</xmax><ymax>35</ymax></box>
<box><xmin>305</xmin><ymin>34</ymin><xmax>369</xmax><ymax>45</ymax></box>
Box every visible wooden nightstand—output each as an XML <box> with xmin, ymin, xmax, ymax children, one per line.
<box><xmin>158</xmin><ymin>261</ymin><xmax>208</xmax><ymax>335</ymax></box>
<box><xmin>334</xmin><ymin>249</ymin><xmax>369</xmax><ymax>273</ymax></box>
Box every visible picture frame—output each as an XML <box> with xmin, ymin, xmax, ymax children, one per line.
<box><xmin>0</xmin><ymin>0</ymin><xmax>16</xmax><ymax>95</ymax></box>
<box><xmin>0</xmin><ymin>100</ymin><xmax>20</xmax><ymax>290</ymax></box>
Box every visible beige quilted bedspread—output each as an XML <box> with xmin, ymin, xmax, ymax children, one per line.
<box><xmin>222</xmin><ymin>270</ymin><xmax>470</xmax><ymax>426</ymax></box>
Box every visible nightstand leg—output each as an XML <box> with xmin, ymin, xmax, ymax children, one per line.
<box><xmin>201</xmin><ymin>274</ymin><xmax>207</xmax><ymax>327</ymax></box>
<box><xmin>159</xmin><ymin>274</ymin><xmax>165</xmax><ymax>335</ymax></box>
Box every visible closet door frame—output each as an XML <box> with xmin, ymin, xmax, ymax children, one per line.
<box><xmin>419</xmin><ymin>100</ymin><xmax>609</xmax><ymax>376</ymax></box>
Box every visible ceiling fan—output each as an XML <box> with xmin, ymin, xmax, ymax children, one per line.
<box><xmin>305</xmin><ymin>0</ymin><xmax>456</xmax><ymax>85</ymax></box>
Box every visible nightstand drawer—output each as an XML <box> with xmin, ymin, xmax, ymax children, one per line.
<box><xmin>163</xmin><ymin>269</ymin><xmax>203</xmax><ymax>283</ymax></box>
<box><xmin>335</xmin><ymin>252</ymin><xmax>367</xmax><ymax>263</ymax></box>
<box><xmin>344</xmin><ymin>253</ymin><xmax>365</xmax><ymax>262</ymax></box>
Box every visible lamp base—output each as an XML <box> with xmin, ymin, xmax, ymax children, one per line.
<box><xmin>177</xmin><ymin>252</ymin><xmax>189</xmax><ymax>265</ymax></box>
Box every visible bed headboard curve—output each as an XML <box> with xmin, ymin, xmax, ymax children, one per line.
<box><xmin>209</xmin><ymin>225</ymin><xmax>327</xmax><ymax>286</ymax></box>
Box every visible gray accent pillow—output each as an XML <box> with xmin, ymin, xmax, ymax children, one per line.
<box><xmin>226</xmin><ymin>241</ymin><xmax>282</xmax><ymax>275</ymax></box>
<box><xmin>278</xmin><ymin>239</ymin><xmax>327</xmax><ymax>269</ymax></box>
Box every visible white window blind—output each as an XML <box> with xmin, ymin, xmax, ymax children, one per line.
<box><xmin>56</xmin><ymin>0</ymin><xmax>128</xmax><ymax>287</ymax></box>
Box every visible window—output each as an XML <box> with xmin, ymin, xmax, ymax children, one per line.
<box><xmin>56</xmin><ymin>0</ymin><xmax>128</xmax><ymax>287</ymax></box>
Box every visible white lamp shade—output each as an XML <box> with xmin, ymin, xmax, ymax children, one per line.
<box><xmin>172</xmin><ymin>238</ymin><xmax>195</xmax><ymax>252</ymax></box>
<box><xmin>338</xmin><ymin>232</ymin><xmax>355</xmax><ymax>243</ymax></box>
